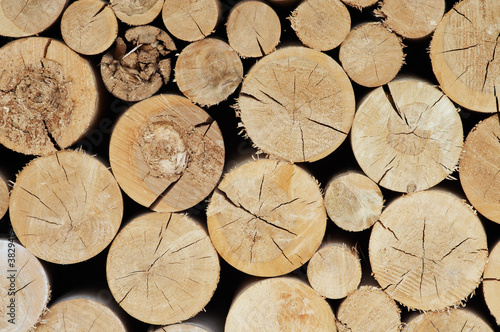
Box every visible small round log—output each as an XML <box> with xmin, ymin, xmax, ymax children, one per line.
<box><xmin>403</xmin><ymin>309</ymin><xmax>494</xmax><ymax>332</ymax></box>
<box><xmin>0</xmin><ymin>175</ymin><xmax>9</xmax><ymax>220</ymax></box>
<box><xmin>483</xmin><ymin>240</ymin><xmax>500</xmax><ymax>325</ymax></box>
<box><xmin>110</xmin><ymin>0</ymin><xmax>164</xmax><ymax>25</ymax></box>
<box><xmin>340</xmin><ymin>0</ymin><xmax>377</xmax><ymax>9</ymax></box>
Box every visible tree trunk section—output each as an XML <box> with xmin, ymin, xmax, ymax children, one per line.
<box><xmin>106</xmin><ymin>212</ymin><xmax>220</xmax><ymax>325</ymax></box>
<box><xmin>341</xmin><ymin>0</ymin><xmax>377</xmax><ymax>9</ymax></box>
<box><xmin>351</xmin><ymin>79</ymin><xmax>463</xmax><ymax>193</ymax></box>
<box><xmin>207</xmin><ymin>159</ymin><xmax>326</xmax><ymax>277</ymax></box>
<box><xmin>0</xmin><ymin>37</ymin><xmax>100</xmax><ymax>156</ymax></box>
<box><xmin>483</xmin><ymin>240</ymin><xmax>500</xmax><ymax>325</ymax></box>
<box><xmin>9</xmin><ymin>150</ymin><xmax>123</xmax><ymax>264</ymax></box>
<box><xmin>110</xmin><ymin>0</ymin><xmax>164</xmax><ymax>25</ymax></box>
<box><xmin>403</xmin><ymin>309</ymin><xmax>494</xmax><ymax>331</ymax></box>
<box><xmin>61</xmin><ymin>0</ymin><xmax>118</xmax><ymax>55</ymax></box>
<box><xmin>369</xmin><ymin>190</ymin><xmax>488</xmax><ymax>311</ymax></box>
<box><xmin>109</xmin><ymin>94</ymin><xmax>225</xmax><ymax>212</ymax></box>
<box><xmin>238</xmin><ymin>46</ymin><xmax>355</xmax><ymax>162</ymax></box>
<box><xmin>175</xmin><ymin>38</ymin><xmax>243</xmax><ymax>107</ymax></box>
<box><xmin>0</xmin><ymin>174</ymin><xmax>8</xmax><ymax>220</ymax></box>
<box><xmin>149</xmin><ymin>323</ymin><xmax>210</xmax><ymax>332</ymax></box>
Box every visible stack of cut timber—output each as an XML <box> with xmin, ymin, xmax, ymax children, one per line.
<box><xmin>0</xmin><ymin>0</ymin><xmax>498</xmax><ymax>331</ymax></box>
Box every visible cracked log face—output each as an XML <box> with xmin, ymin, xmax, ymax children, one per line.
<box><xmin>36</xmin><ymin>298</ymin><xmax>126</xmax><ymax>331</ymax></box>
<box><xmin>0</xmin><ymin>240</ymin><xmax>50</xmax><ymax>332</ymax></box>
<box><xmin>110</xmin><ymin>0</ymin><xmax>164</xmax><ymax>25</ymax></box>
<box><xmin>106</xmin><ymin>212</ymin><xmax>220</xmax><ymax>325</ymax></box>
<box><xmin>207</xmin><ymin>159</ymin><xmax>326</xmax><ymax>277</ymax></box>
<box><xmin>430</xmin><ymin>0</ymin><xmax>500</xmax><ymax>113</ymax></box>
<box><xmin>109</xmin><ymin>94</ymin><xmax>225</xmax><ymax>212</ymax></box>
<box><xmin>0</xmin><ymin>175</ymin><xmax>8</xmax><ymax>220</ymax></box>
<box><xmin>483</xmin><ymin>240</ymin><xmax>500</xmax><ymax>325</ymax></box>
<box><xmin>460</xmin><ymin>115</ymin><xmax>500</xmax><ymax>224</ymax></box>
<box><xmin>0</xmin><ymin>37</ymin><xmax>99</xmax><ymax>156</ymax></box>
<box><xmin>403</xmin><ymin>308</ymin><xmax>494</xmax><ymax>332</ymax></box>
<box><xmin>289</xmin><ymin>0</ymin><xmax>350</xmax><ymax>52</ymax></box>
<box><xmin>0</xmin><ymin>0</ymin><xmax>66</xmax><ymax>37</ymax></box>
<box><xmin>60</xmin><ymin>0</ymin><xmax>118</xmax><ymax>55</ymax></box>
<box><xmin>336</xmin><ymin>286</ymin><xmax>401</xmax><ymax>332</ymax></box>
<box><xmin>226</xmin><ymin>0</ymin><xmax>281</xmax><ymax>58</ymax></box>
<box><xmin>369</xmin><ymin>190</ymin><xmax>488</xmax><ymax>311</ymax></box>
<box><xmin>225</xmin><ymin>277</ymin><xmax>336</xmax><ymax>331</ymax></box>
<box><xmin>9</xmin><ymin>150</ymin><xmax>123</xmax><ymax>264</ymax></box>
<box><xmin>351</xmin><ymin>79</ymin><xmax>463</xmax><ymax>193</ymax></box>
<box><xmin>339</xmin><ymin>22</ymin><xmax>404</xmax><ymax>88</ymax></box>
<box><xmin>162</xmin><ymin>0</ymin><xmax>219</xmax><ymax>42</ymax></box>
<box><xmin>175</xmin><ymin>38</ymin><xmax>243</xmax><ymax>107</ymax></box>
<box><xmin>101</xmin><ymin>25</ymin><xmax>177</xmax><ymax>102</ymax></box>
<box><xmin>238</xmin><ymin>46</ymin><xmax>355</xmax><ymax>162</ymax></box>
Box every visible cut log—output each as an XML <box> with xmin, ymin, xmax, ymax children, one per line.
<box><xmin>0</xmin><ymin>175</ymin><xmax>8</xmax><ymax>220</ymax></box>
<box><xmin>369</xmin><ymin>190</ymin><xmax>488</xmax><ymax>311</ymax></box>
<box><xmin>336</xmin><ymin>286</ymin><xmax>401</xmax><ymax>332</ymax></box>
<box><xmin>0</xmin><ymin>37</ymin><xmax>99</xmax><ymax>156</ymax></box>
<box><xmin>0</xmin><ymin>239</ymin><xmax>50</xmax><ymax>332</ymax></box>
<box><xmin>225</xmin><ymin>277</ymin><xmax>337</xmax><ymax>331</ymax></box>
<box><xmin>238</xmin><ymin>46</ymin><xmax>355</xmax><ymax>162</ymax></box>
<box><xmin>9</xmin><ymin>150</ymin><xmax>123</xmax><ymax>264</ymax></box>
<box><xmin>460</xmin><ymin>114</ymin><xmax>500</xmax><ymax>224</ymax></box>
<box><xmin>162</xmin><ymin>0</ymin><xmax>220</xmax><ymax>42</ymax></box>
<box><xmin>101</xmin><ymin>25</ymin><xmax>176</xmax><ymax>102</ymax></box>
<box><xmin>324</xmin><ymin>171</ymin><xmax>383</xmax><ymax>232</ymax></box>
<box><xmin>106</xmin><ymin>212</ymin><xmax>220</xmax><ymax>325</ymax></box>
<box><xmin>109</xmin><ymin>94</ymin><xmax>225</xmax><ymax>212</ymax></box>
<box><xmin>289</xmin><ymin>0</ymin><xmax>351</xmax><ymax>51</ymax></box>
<box><xmin>175</xmin><ymin>38</ymin><xmax>243</xmax><ymax>107</ymax></box>
<box><xmin>206</xmin><ymin>159</ymin><xmax>326</xmax><ymax>277</ymax></box>
<box><xmin>483</xmin><ymin>240</ymin><xmax>500</xmax><ymax>325</ymax></box>
<box><xmin>110</xmin><ymin>0</ymin><xmax>164</xmax><ymax>25</ymax></box>
<box><xmin>376</xmin><ymin>0</ymin><xmax>445</xmax><ymax>39</ymax></box>
<box><xmin>0</xmin><ymin>0</ymin><xmax>66</xmax><ymax>37</ymax></box>
<box><xmin>351</xmin><ymin>79</ymin><xmax>463</xmax><ymax>193</ymax></box>
<box><xmin>149</xmin><ymin>324</ymin><xmax>210</xmax><ymax>332</ymax></box>
<box><xmin>226</xmin><ymin>0</ymin><xmax>281</xmax><ymax>58</ymax></box>
<box><xmin>403</xmin><ymin>309</ymin><xmax>494</xmax><ymax>332</ymax></box>
<box><xmin>339</xmin><ymin>22</ymin><xmax>404</xmax><ymax>87</ymax></box>
<box><xmin>60</xmin><ymin>0</ymin><xmax>118</xmax><ymax>55</ymax></box>
<box><xmin>307</xmin><ymin>243</ymin><xmax>362</xmax><ymax>299</ymax></box>
<box><xmin>430</xmin><ymin>0</ymin><xmax>500</xmax><ymax>113</ymax></box>
<box><xmin>36</xmin><ymin>297</ymin><xmax>126</xmax><ymax>331</ymax></box>
<box><xmin>340</xmin><ymin>0</ymin><xmax>377</xmax><ymax>9</ymax></box>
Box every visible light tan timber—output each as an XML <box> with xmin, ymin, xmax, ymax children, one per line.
<box><xmin>0</xmin><ymin>0</ymin><xmax>66</xmax><ymax>37</ymax></box>
<box><xmin>175</xmin><ymin>38</ymin><xmax>243</xmax><ymax>107</ymax></box>
<box><xmin>339</xmin><ymin>22</ymin><xmax>404</xmax><ymax>87</ymax></box>
<box><xmin>162</xmin><ymin>0</ymin><xmax>220</xmax><ymax>42</ymax></box>
<box><xmin>238</xmin><ymin>46</ymin><xmax>355</xmax><ymax>162</ymax></box>
<box><xmin>377</xmin><ymin>0</ymin><xmax>445</xmax><ymax>39</ymax></box>
<box><xmin>110</xmin><ymin>0</ymin><xmax>164</xmax><ymax>25</ymax></box>
<box><xmin>351</xmin><ymin>79</ymin><xmax>463</xmax><ymax>193</ymax></box>
<box><xmin>0</xmin><ymin>175</ymin><xmax>8</xmax><ymax>220</ymax></box>
<box><xmin>0</xmin><ymin>37</ymin><xmax>99</xmax><ymax>156</ymax></box>
<box><xmin>107</xmin><ymin>212</ymin><xmax>220</xmax><ymax>325</ymax></box>
<box><xmin>483</xmin><ymin>240</ymin><xmax>500</xmax><ymax>325</ymax></box>
<box><xmin>149</xmin><ymin>324</ymin><xmax>210</xmax><ymax>332</ymax></box>
<box><xmin>341</xmin><ymin>0</ymin><xmax>377</xmax><ymax>9</ymax></box>
<box><xmin>369</xmin><ymin>190</ymin><xmax>488</xmax><ymax>311</ymax></box>
<box><xmin>226</xmin><ymin>0</ymin><xmax>280</xmax><ymax>58</ymax></box>
<box><xmin>101</xmin><ymin>25</ymin><xmax>176</xmax><ymax>102</ymax></box>
<box><xmin>36</xmin><ymin>298</ymin><xmax>126</xmax><ymax>331</ymax></box>
<box><xmin>109</xmin><ymin>94</ymin><xmax>225</xmax><ymax>212</ymax></box>
<box><xmin>207</xmin><ymin>159</ymin><xmax>326</xmax><ymax>277</ymax></box>
<box><xmin>307</xmin><ymin>243</ymin><xmax>361</xmax><ymax>299</ymax></box>
<box><xmin>289</xmin><ymin>0</ymin><xmax>351</xmax><ymax>51</ymax></box>
<box><xmin>460</xmin><ymin>114</ymin><xmax>500</xmax><ymax>224</ymax></box>
<box><xmin>430</xmin><ymin>0</ymin><xmax>500</xmax><ymax>113</ymax></box>
<box><xmin>60</xmin><ymin>0</ymin><xmax>118</xmax><ymax>55</ymax></box>
<box><xmin>324</xmin><ymin>171</ymin><xmax>383</xmax><ymax>232</ymax></box>
<box><xmin>0</xmin><ymin>240</ymin><xmax>50</xmax><ymax>332</ymax></box>
<box><xmin>9</xmin><ymin>150</ymin><xmax>123</xmax><ymax>264</ymax></box>
<box><xmin>336</xmin><ymin>286</ymin><xmax>401</xmax><ymax>332</ymax></box>
<box><xmin>225</xmin><ymin>277</ymin><xmax>337</xmax><ymax>331</ymax></box>
<box><xmin>403</xmin><ymin>309</ymin><xmax>494</xmax><ymax>332</ymax></box>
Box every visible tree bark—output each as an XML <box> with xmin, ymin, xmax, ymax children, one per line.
<box><xmin>110</xmin><ymin>0</ymin><xmax>164</xmax><ymax>25</ymax></box>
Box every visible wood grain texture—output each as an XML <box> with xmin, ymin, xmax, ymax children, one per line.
<box><xmin>111</xmin><ymin>0</ymin><xmax>163</xmax><ymax>25</ymax></box>
<box><xmin>483</xmin><ymin>240</ymin><xmax>500</xmax><ymax>325</ymax></box>
<box><xmin>403</xmin><ymin>309</ymin><xmax>494</xmax><ymax>331</ymax></box>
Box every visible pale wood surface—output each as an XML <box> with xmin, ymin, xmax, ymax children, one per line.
<box><xmin>370</xmin><ymin>190</ymin><xmax>488</xmax><ymax>311</ymax></box>
<box><xmin>149</xmin><ymin>324</ymin><xmax>210</xmax><ymax>332</ymax></box>
<box><xmin>238</xmin><ymin>46</ymin><xmax>355</xmax><ymax>162</ymax></box>
<box><xmin>111</xmin><ymin>0</ymin><xmax>163</xmax><ymax>25</ymax></box>
<box><xmin>351</xmin><ymin>79</ymin><xmax>463</xmax><ymax>193</ymax></box>
<box><xmin>207</xmin><ymin>159</ymin><xmax>326</xmax><ymax>277</ymax></box>
<box><xmin>430</xmin><ymin>0</ymin><xmax>500</xmax><ymax>113</ymax></box>
<box><xmin>0</xmin><ymin>175</ymin><xmax>8</xmax><ymax>220</ymax></box>
<box><xmin>109</xmin><ymin>94</ymin><xmax>225</xmax><ymax>212</ymax></box>
<box><xmin>483</xmin><ymin>240</ymin><xmax>500</xmax><ymax>325</ymax></box>
<box><xmin>403</xmin><ymin>309</ymin><xmax>494</xmax><ymax>332</ymax></box>
<box><xmin>0</xmin><ymin>37</ymin><xmax>99</xmax><ymax>156</ymax></box>
<box><xmin>341</xmin><ymin>0</ymin><xmax>377</xmax><ymax>8</ymax></box>
<box><xmin>10</xmin><ymin>150</ymin><xmax>123</xmax><ymax>264</ymax></box>
<box><xmin>107</xmin><ymin>212</ymin><xmax>220</xmax><ymax>325</ymax></box>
